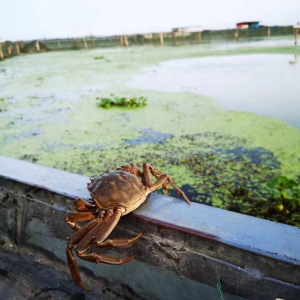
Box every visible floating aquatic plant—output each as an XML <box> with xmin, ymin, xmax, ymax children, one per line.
<box><xmin>97</xmin><ymin>96</ymin><xmax>147</xmax><ymax>109</ymax></box>
<box><xmin>264</xmin><ymin>176</ymin><xmax>300</xmax><ymax>221</ymax></box>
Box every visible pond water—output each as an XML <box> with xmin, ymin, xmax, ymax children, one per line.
<box><xmin>1</xmin><ymin>44</ymin><xmax>300</xmax><ymax>226</ymax></box>
<box><xmin>128</xmin><ymin>54</ymin><xmax>300</xmax><ymax>130</ymax></box>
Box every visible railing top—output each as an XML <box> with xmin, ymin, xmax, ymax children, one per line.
<box><xmin>0</xmin><ymin>155</ymin><xmax>299</xmax><ymax>265</ymax></box>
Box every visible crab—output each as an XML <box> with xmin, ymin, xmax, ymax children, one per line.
<box><xmin>66</xmin><ymin>163</ymin><xmax>190</xmax><ymax>290</ymax></box>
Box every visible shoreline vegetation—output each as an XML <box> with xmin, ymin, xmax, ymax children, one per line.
<box><xmin>0</xmin><ymin>40</ymin><xmax>300</xmax><ymax>226</ymax></box>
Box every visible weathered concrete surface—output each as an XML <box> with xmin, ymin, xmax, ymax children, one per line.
<box><xmin>0</xmin><ymin>243</ymin><xmax>123</xmax><ymax>300</ymax></box>
<box><xmin>1</xmin><ymin>156</ymin><xmax>300</xmax><ymax>300</ymax></box>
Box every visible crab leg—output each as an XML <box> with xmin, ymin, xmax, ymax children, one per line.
<box><xmin>77</xmin><ymin>211</ymin><xmax>136</xmax><ymax>262</ymax></box>
<box><xmin>66</xmin><ymin>218</ymin><xmax>103</xmax><ymax>291</ymax></box>
<box><xmin>69</xmin><ymin>219</ymin><xmax>100</xmax><ymax>246</ymax></box>
<box><xmin>75</xmin><ymin>219</ymin><xmax>105</xmax><ymax>253</ymax></box>
<box><xmin>143</xmin><ymin>163</ymin><xmax>191</xmax><ymax>205</ymax></box>
<box><xmin>165</xmin><ymin>176</ymin><xmax>190</xmax><ymax>204</ymax></box>
<box><xmin>66</xmin><ymin>221</ymin><xmax>81</xmax><ymax>231</ymax></box>
<box><xmin>142</xmin><ymin>163</ymin><xmax>169</xmax><ymax>194</ymax></box>
<box><xmin>77</xmin><ymin>210</ymin><xmax>123</xmax><ymax>253</ymax></box>
<box><xmin>93</xmin><ymin>212</ymin><xmax>122</xmax><ymax>245</ymax></box>
<box><xmin>65</xmin><ymin>211</ymin><xmax>96</xmax><ymax>231</ymax></box>
<box><xmin>77</xmin><ymin>252</ymin><xmax>134</xmax><ymax>265</ymax></box>
<box><xmin>67</xmin><ymin>212</ymin><xmax>96</xmax><ymax>222</ymax></box>
<box><xmin>66</xmin><ymin>246</ymin><xmax>91</xmax><ymax>291</ymax></box>
<box><xmin>97</xmin><ymin>232</ymin><xmax>142</xmax><ymax>248</ymax></box>
<box><xmin>67</xmin><ymin>210</ymin><xmax>135</xmax><ymax>290</ymax></box>
<box><xmin>73</xmin><ymin>197</ymin><xmax>96</xmax><ymax>212</ymax></box>
<box><xmin>148</xmin><ymin>174</ymin><xmax>168</xmax><ymax>192</ymax></box>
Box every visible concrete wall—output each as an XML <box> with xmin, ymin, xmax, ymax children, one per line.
<box><xmin>0</xmin><ymin>156</ymin><xmax>300</xmax><ymax>300</ymax></box>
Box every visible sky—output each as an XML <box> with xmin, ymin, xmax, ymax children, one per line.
<box><xmin>1</xmin><ymin>0</ymin><xmax>300</xmax><ymax>41</ymax></box>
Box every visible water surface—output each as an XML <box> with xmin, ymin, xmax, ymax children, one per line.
<box><xmin>129</xmin><ymin>54</ymin><xmax>300</xmax><ymax>129</ymax></box>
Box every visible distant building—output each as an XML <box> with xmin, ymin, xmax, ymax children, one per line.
<box><xmin>143</xmin><ymin>33</ymin><xmax>153</xmax><ymax>39</ymax></box>
<box><xmin>294</xmin><ymin>22</ymin><xmax>300</xmax><ymax>29</ymax></box>
<box><xmin>236</xmin><ymin>21</ymin><xmax>260</xmax><ymax>29</ymax></box>
<box><xmin>172</xmin><ymin>26</ymin><xmax>201</xmax><ymax>33</ymax></box>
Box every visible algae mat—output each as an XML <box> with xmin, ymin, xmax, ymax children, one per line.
<box><xmin>1</xmin><ymin>42</ymin><xmax>300</xmax><ymax>226</ymax></box>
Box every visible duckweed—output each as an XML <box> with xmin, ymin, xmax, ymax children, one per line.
<box><xmin>0</xmin><ymin>42</ymin><xmax>300</xmax><ymax>226</ymax></box>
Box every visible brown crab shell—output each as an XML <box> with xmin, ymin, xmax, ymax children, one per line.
<box><xmin>87</xmin><ymin>170</ymin><xmax>146</xmax><ymax>211</ymax></box>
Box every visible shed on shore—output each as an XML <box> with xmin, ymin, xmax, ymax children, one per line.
<box><xmin>236</xmin><ymin>21</ymin><xmax>260</xmax><ymax>29</ymax></box>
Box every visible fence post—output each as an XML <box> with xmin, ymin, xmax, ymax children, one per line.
<box><xmin>7</xmin><ymin>44</ymin><xmax>12</xmax><ymax>56</ymax></box>
<box><xmin>124</xmin><ymin>35</ymin><xmax>128</xmax><ymax>47</ymax></box>
<box><xmin>15</xmin><ymin>43</ymin><xmax>20</xmax><ymax>55</ymax></box>
<box><xmin>172</xmin><ymin>31</ymin><xmax>177</xmax><ymax>46</ymax></box>
<box><xmin>159</xmin><ymin>33</ymin><xmax>164</xmax><ymax>46</ymax></box>
<box><xmin>35</xmin><ymin>41</ymin><xmax>40</xmax><ymax>52</ymax></box>
<box><xmin>120</xmin><ymin>35</ymin><xmax>124</xmax><ymax>47</ymax></box>
<box><xmin>83</xmin><ymin>37</ymin><xmax>88</xmax><ymax>49</ymax></box>
<box><xmin>268</xmin><ymin>27</ymin><xmax>270</xmax><ymax>38</ymax></box>
<box><xmin>295</xmin><ymin>28</ymin><xmax>299</xmax><ymax>45</ymax></box>
<box><xmin>235</xmin><ymin>29</ymin><xmax>239</xmax><ymax>41</ymax></box>
<box><xmin>0</xmin><ymin>44</ymin><xmax>3</xmax><ymax>60</ymax></box>
<box><xmin>197</xmin><ymin>31</ymin><xmax>201</xmax><ymax>43</ymax></box>
<box><xmin>134</xmin><ymin>35</ymin><xmax>137</xmax><ymax>45</ymax></box>
<box><xmin>57</xmin><ymin>40</ymin><xmax>61</xmax><ymax>48</ymax></box>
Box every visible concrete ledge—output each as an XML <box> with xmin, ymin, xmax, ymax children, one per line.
<box><xmin>0</xmin><ymin>155</ymin><xmax>300</xmax><ymax>300</ymax></box>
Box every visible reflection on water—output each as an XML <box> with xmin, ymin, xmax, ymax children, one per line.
<box><xmin>128</xmin><ymin>54</ymin><xmax>300</xmax><ymax>129</ymax></box>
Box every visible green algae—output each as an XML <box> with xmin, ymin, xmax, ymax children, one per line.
<box><xmin>1</xmin><ymin>40</ymin><xmax>300</xmax><ymax>226</ymax></box>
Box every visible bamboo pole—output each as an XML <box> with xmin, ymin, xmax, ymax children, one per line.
<box><xmin>0</xmin><ymin>44</ymin><xmax>3</xmax><ymax>60</ymax></box>
<box><xmin>15</xmin><ymin>43</ymin><xmax>20</xmax><ymax>55</ymax></box>
<box><xmin>35</xmin><ymin>41</ymin><xmax>40</xmax><ymax>52</ymax></box>
<box><xmin>83</xmin><ymin>37</ymin><xmax>88</xmax><ymax>49</ymax></box>
<box><xmin>120</xmin><ymin>35</ymin><xmax>124</xmax><ymax>47</ymax></box>
<box><xmin>124</xmin><ymin>35</ymin><xmax>128</xmax><ymax>47</ymax></box>
<box><xmin>159</xmin><ymin>33</ymin><xmax>164</xmax><ymax>46</ymax></box>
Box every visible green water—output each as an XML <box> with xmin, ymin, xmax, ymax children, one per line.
<box><xmin>1</xmin><ymin>40</ymin><xmax>300</xmax><ymax>225</ymax></box>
